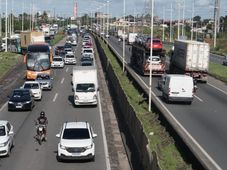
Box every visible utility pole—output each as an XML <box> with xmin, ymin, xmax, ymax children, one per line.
<box><xmin>214</xmin><ymin>0</ymin><xmax>220</xmax><ymax>47</ymax></box>
<box><xmin>0</xmin><ymin>0</ymin><xmax>2</xmax><ymax>37</ymax></box>
<box><xmin>162</xmin><ymin>6</ymin><xmax>165</xmax><ymax>42</ymax></box>
<box><xmin>177</xmin><ymin>1</ymin><xmax>180</xmax><ymax>40</ymax></box>
<box><xmin>149</xmin><ymin>0</ymin><xmax>154</xmax><ymax>112</ymax></box>
<box><xmin>22</xmin><ymin>1</ymin><xmax>24</xmax><ymax>31</ymax></box>
<box><xmin>191</xmin><ymin>0</ymin><xmax>194</xmax><ymax>40</ymax></box>
<box><xmin>182</xmin><ymin>0</ymin><xmax>185</xmax><ymax>37</ymax></box>
<box><xmin>123</xmin><ymin>0</ymin><xmax>126</xmax><ymax>72</ymax></box>
<box><xmin>170</xmin><ymin>3</ymin><xmax>172</xmax><ymax>42</ymax></box>
<box><xmin>5</xmin><ymin>0</ymin><xmax>8</xmax><ymax>52</ymax></box>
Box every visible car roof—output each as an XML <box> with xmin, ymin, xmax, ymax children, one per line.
<box><xmin>64</xmin><ymin>122</ymin><xmax>89</xmax><ymax>129</ymax></box>
<box><xmin>24</xmin><ymin>81</ymin><xmax>39</xmax><ymax>84</ymax></box>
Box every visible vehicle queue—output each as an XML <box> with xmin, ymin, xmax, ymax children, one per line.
<box><xmin>0</xmin><ymin>29</ymin><xmax>98</xmax><ymax>162</ymax></box>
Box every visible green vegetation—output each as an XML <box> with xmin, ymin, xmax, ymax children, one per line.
<box><xmin>0</xmin><ymin>52</ymin><xmax>22</xmax><ymax>78</ymax></box>
<box><xmin>97</xmin><ymin>36</ymin><xmax>192</xmax><ymax>170</ymax></box>
<box><xmin>209</xmin><ymin>62</ymin><xmax>227</xmax><ymax>83</ymax></box>
<box><xmin>52</xmin><ymin>32</ymin><xmax>65</xmax><ymax>45</ymax></box>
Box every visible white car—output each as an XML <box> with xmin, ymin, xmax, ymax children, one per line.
<box><xmin>51</xmin><ymin>56</ymin><xmax>65</xmax><ymax>68</ymax></box>
<box><xmin>0</xmin><ymin>120</ymin><xmax>14</xmax><ymax>157</ymax></box>
<box><xmin>65</xmin><ymin>53</ymin><xmax>76</xmax><ymax>65</ymax></box>
<box><xmin>56</xmin><ymin>122</ymin><xmax>97</xmax><ymax>161</ymax></box>
<box><xmin>22</xmin><ymin>81</ymin><xmax>42</xmax><ymax>100</ymax></box>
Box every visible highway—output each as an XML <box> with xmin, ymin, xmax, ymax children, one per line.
<box><xmin>106</xmin><ymin>35</ymin><xmax>227</xmax><ymax>169</ymax></box>
<box><xmin>0</xmin><ymin>37</ymin><xmax>110</xmax><ymax>170</ymax></box>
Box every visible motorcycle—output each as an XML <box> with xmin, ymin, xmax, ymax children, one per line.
<box><xmin>35</xmin><ymin>124</ymin><xmax>46</xmax><ymax>145</ymax></box>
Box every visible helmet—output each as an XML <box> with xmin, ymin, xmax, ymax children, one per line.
<box><xmin>40</xmin><ymin>111</ymin><xmax>45</xmax><ymax>117</ymax></box>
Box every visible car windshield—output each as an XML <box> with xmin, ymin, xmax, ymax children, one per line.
<box><xmin>36</xmin><ymin>74</ymin><xmax>50</xmax><ymax>80</ymax></box>
<box><xmin>83</xmin><ymin>50</ymin><xmax>93</xmax><ymax>53</ymax></box>
<box><xmin>0</xmin><ymin>126</ymin><xmax>6</xmax><ymax>136</ymax></box>
<box><xmin>76</xmin><ymin>84</ymin><xmax>95</xmax><ymax>92</ymax></box>
<box><xmin>24</xmin><ymin>83</ymin><xmax>39</xmax><ymax>89</ymax></box>
<box><xmin>27</xmin><ymin>53</ymin><xmax>50</xmax><ymax>71</ymax></box>
<box><xmin>53</xmin><ymin>58</ymin><xmax>63</xmax><ymax>61</ymax></box>
<box><xmin>63</xmin><ymin>128</ymin><xmax>90</xmax><ymax>139</ymax></box>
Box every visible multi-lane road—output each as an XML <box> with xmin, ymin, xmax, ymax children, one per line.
<box><xmin>0</xmin><ymin>36</ymin><xmax>129</xmax><ymax>170</ymax></box>
<box><xmin>106</xmin><ymin>35</ymin><xmax>227</xmax><ymax>170</ymax></box>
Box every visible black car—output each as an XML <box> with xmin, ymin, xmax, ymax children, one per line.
<box><xmin>55</xmin><ymin>46</ymin><xmax>65</xmax><ymax>56</ymax></box>
<box><xmin>8</xmin><ymin>89</ymin><xmax>34</xmax><ymax>111</ymax></box>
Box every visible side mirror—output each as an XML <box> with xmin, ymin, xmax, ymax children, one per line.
<box><xmin>9</xmin><ymin>131</ymin><xmax>14</xmax><ymax>135</ymax></box>
<box><xmin>92</xmin><ymin>133</ymin><xmax>97</xmax><ymax>138</ymax></box>
<box><xmin>56</xmin><ymin>134</ymin><xmax>60</xmax><ymax>138</ymax></box>
<box><xmin>97</xmin><ymin>87</ymin><xmax>99</xmax><ymax>91</ymax></box>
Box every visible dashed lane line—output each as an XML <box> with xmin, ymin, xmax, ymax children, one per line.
<box><xmin>52</xmin><ymin>93</ymin><xmax>58</xmax><ymax>102</ymax></box>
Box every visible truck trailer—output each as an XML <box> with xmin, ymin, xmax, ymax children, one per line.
<box><xmin>131</xmin><ymin>44</ymin><xmax>165</xmax><ymax>76</ymax></box>
<box><xmin>169</xmin><ymin>40</ymin><xmax>210</xmax><ymax>83</ymax></box>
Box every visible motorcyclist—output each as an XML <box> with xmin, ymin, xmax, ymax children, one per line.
<box><xmin>36</xmin><ymin>111</ymin><xmax>48</xmax><ymax>140</ymax></box>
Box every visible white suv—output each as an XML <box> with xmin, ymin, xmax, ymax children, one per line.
<box><xmin>0</xmin><ymin>120</ymin><xmax>14</xmax><ymax>157</ymax></box>
<box><xmin>56</xmin><ymin>122</ymin><xmax>97</xmax><ymax>162</ymax></box>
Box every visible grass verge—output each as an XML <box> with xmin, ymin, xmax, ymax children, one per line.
<box><xmin>97</xmin><ymin>36</ymin><xmax>192</xmax><ymax>170</ymax></box>
<box><xmin>0</xmin><ymin>52</ymin><xmax>22</xmax><ymax>78</ymax></box>
<box><xmin>209</xmin><ymin>62</ymin><xmax>227</xmax><ymax>83</ymax></box>
<box><xmin>52</xmin><ymin>32</ymin><xmax>65</xmax><ymax>45</ymax></box>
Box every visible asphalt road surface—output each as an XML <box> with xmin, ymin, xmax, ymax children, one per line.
<box><xmin>107</xmin><ymin>35</ymin><xmax>227</xmax><ymax>170</ymax></box>
<box><xmin>0</xmin><ymin>36</ymin><xmax>130</xmax><ymax>170</ymax></box>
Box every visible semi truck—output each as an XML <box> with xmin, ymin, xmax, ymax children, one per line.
<box><xmin>169</xmin><ymin>40</ymin><xmax>210</xmax><ymax>83</ymax></box>
<box><xmin>20</xmin><ymin>31</ymin><xmax>45</xmax><ymax>54</ymax></box>
<box><xmin>131</xmin><ymin>44</ymin><xmax>165</xmax><ymax>76</ymax></box>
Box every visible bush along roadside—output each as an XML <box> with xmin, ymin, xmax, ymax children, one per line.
<box><xmin>209</xmin><ymin>62</ymin><xmax>227</xmax><ymax>84</ymax></box>
<box><xmin>95</xmin><ymin>35</ymin><xmax>192</xmax><ymax>170</ymax></box>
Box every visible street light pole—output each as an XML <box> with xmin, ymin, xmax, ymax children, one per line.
<box><xmin>123</xmin><ymin>0</ymin><xmax>125</xmax><ymax>72</ymax></box>
<box><xmin>162</xmin><ymin>6</ymin><xmax>165</xmax><ymax>42</ymax></box>
<box><xmin>5</xmin><ymin>0</ymin><xmax>8</xmax><ymax>52</ymax></box>
<box><xmin>177</xmin><ymin>1</ymin><xmax>180</xmax><ymax>40</ymax></box>
<box><xmin>170</xmin><ymin>3</ymin><xmax>172</xmax><ymax>42</ymax></box>
<box><xmin>149</xmin><ymin>0</ymin><xmax>154</xmax><ymax>112</ymax></box>
<box><xmin>191</xmin><ymin>0</ymin><xmax>194</xmax><ymax>40</ymax></box>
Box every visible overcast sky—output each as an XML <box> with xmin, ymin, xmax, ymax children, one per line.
<box><xmin>0</xmin><ymin>0</ymin><xmax>226</xmax><ymax>20</ymax></box>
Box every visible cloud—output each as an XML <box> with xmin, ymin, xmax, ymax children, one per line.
<box><xmin>196</xmin><ymin>0</ymin><xmax>210</xmax><ymax>6</ymax></box>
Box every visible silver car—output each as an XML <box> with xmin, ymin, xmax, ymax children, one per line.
<box><xmin>35</xmin><ymin>73</ymin><xmax>53</xmax><ymax>90</ymax></box>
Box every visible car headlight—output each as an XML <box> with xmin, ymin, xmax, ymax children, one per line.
<box><xmin>0</xmin><ymin>140</ymin><xmax>9</xmax><ymax>147</ymax></box>
<box><xmin>60</xmin><ymin>144</ymin><xmax>66</xmax><ymax>150</ymax></box>
<box><xmin>85</xmin><ymin>143</ymin><xmax>93</xmax><ymax>149</ymax></box>
<box><xmin>8</xmin><ymin>101</ymin><xmax>14</xmax><ymax>104</ymax></box>
<box><xmin>25</xmin><ymin>101</ymin><xmax>31</xmax><ymax>104</ymax></box>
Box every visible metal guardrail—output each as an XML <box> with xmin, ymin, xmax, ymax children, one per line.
<box><xmin>94</xmin><ymin>32</ymin><xmax>221</xmax><ymax>170</ymax></box>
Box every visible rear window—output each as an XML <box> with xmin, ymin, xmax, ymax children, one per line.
<box><xmin>63</xmin><ymin>128</ymin><xmax>90</xmax><ymax>139</ymax></box>
<box><xmin>153</xmin><ymin>40</ymin><xmax>161</xmax><ymax>43</ymax></box>
<box><xmin>83</xmin><ymin>50</ymin><xmax>93</xmax><ymax>53</ymax></box>
<box><xmin>53</xmin><ymin>58</ymin><xmax>63</xmax><ymax>61</ymax></box>
<box><xmin>66</xmin><ymin>55</ymin><xmax>75</xmax><ymax>58</ymax></box>
<box><xmin>24</xmin><ymin>83</ymin><xmax>39</xmax><ymax>89</ymax></box>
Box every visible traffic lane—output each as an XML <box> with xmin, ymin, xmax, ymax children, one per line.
<box><xmin>0</xmin><ymin>66</ymin><xmax>107</xmax><ymax>170</ymax></box>
<box><xmin>0</xmin><ymin>41</ymin><xmax>107</xmax><ymax>170</ymax></box>
<box><xmin>107</xmin><ymin>36</ymin><xmax>227</xmax><ymax>168</ymax></box>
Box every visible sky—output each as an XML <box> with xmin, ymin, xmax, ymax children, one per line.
<box><xmin>0</xmin><ymin>0</ymin><xmax>226</xmax><ymax>20</ymax></box>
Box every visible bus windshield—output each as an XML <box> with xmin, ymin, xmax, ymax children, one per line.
<box><xmin>27</xmin><ymin>53</ymin><xmax>50</xmax><ymax>71</ymax></box>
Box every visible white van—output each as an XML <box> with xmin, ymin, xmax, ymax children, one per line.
<box><xmin>72</xmin><ymin>66</ymin><xmax>98</xmax><ymax>106</ymax></box>
<box><xmin>162</xmin><ymin>74</ymin><xmax>194</xmax><ymax>104</ymax></box>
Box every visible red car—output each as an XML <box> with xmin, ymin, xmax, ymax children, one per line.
<box><xmin>144</xmin><ymin>38</ymin><xmax>163</xmax><ymax>52</ymax></box>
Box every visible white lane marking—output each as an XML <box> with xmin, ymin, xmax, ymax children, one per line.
<box><xmin>52</xmin><ymin>93</ymin><xmax>58</xmax><ymax>102</ymax></box>
<box><xmin>0</xmin><ymin>102</ymin><xmax>8</xmax><ymax>112</ymax></box>
<box><xmin>194</xmin><ymin>95</ymin><xmax>204</xmax><ymax>102</ymax></box>
<box><xmin>208</xmin><ymin>83</ymin><xmax>227</xmax><ymax>95</ymax></box>
<box><xmin>61</xmin><ymin>77</ymin><xmax>65</xmax><ymax>84</ymax></box>
<box><xmin>109</xmin><ymin>43</ymin><xmax>222</xmax><ymax>169</ymax></box>
<box><xmin>97</xmin><ymin>92</ymin><xmax>111</xmax><ymax>170</ymax></box>
<box><xmin>66</xmin><ymin>67</ymin><xmax>69</xmax><ymax>73</ymax></box>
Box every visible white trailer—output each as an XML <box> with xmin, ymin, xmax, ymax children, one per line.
<box><xmin>128</xmin><ymin>33</ymin><xmax>137</xmax><ymax>45</ymax></box>
<box><xmin>170</xmin><ymin>40</ymin><xmax>210</xmax><ymax>82</ymax></box>
<box><xmin>72</xmin><ymin>66</ymin><xmax>98</xmax><ymax>106</ymax></box>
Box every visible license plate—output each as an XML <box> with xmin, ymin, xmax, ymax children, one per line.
<box><xmin>16</xmin><ymin>105</ymin><xmax>22</xmax><ymax>108</ymax></box>
<box><xmin>72</xmin><ymin>153</ymin><xmax>81</xmax><ymax>156</ymax></box>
